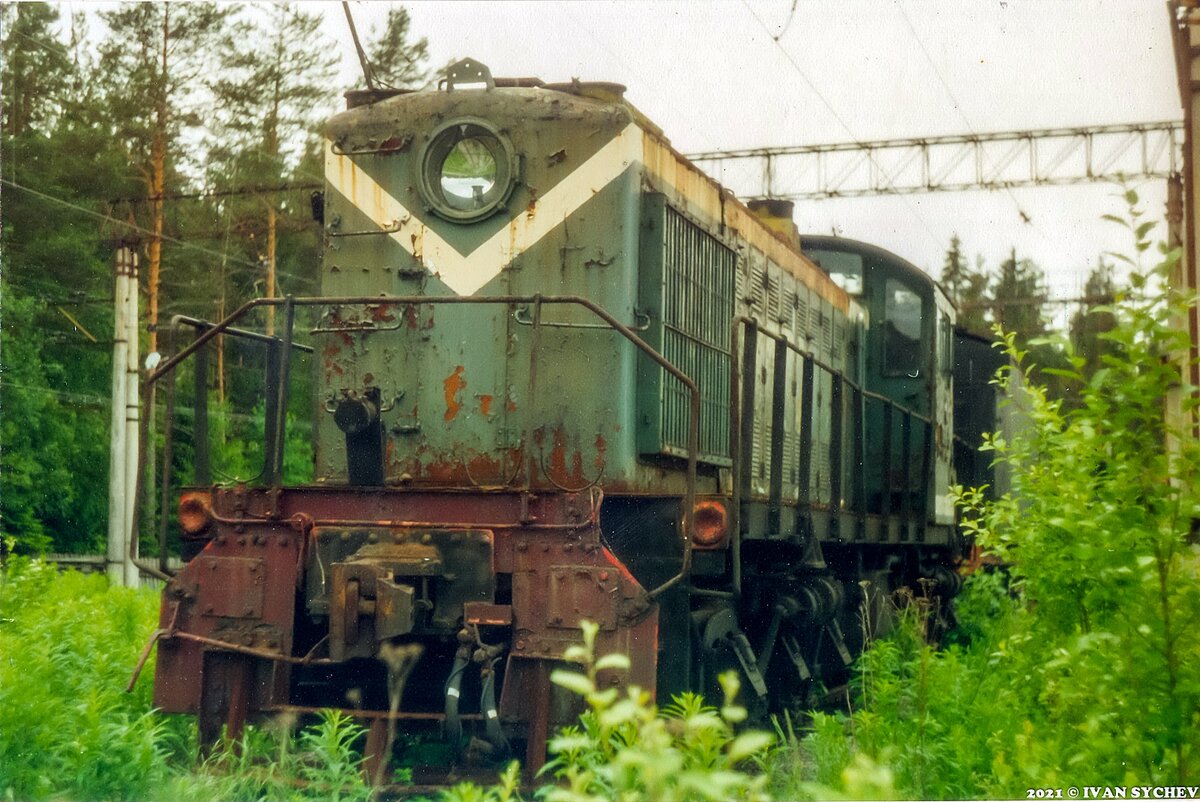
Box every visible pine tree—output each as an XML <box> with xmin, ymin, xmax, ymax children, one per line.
<box><xmin>1</xmin><ymin>5</ymin><xmax>129</xmax><ymax>553</ymax></box>
<box><xmin>940</xmin><ymin>234</ymin><xmax>990</xmax><ymax>333</ymax></box>
<box><xmin>1</xmin><ymin>3</ymin><xmax>72</xmax><ymax>136</ymax></box>
<box><xmin>209</xmin><ymin>4</ymin><xmax>335</xmax><ymax>336</ymax></box>
<box><xmin>989</xmin><ymin>247</ymin><xmax>1049</xmax><ymax>345</ymax></box>
<box><xmin>98</xmin><ymin>3</ymin><xmax>230</xmax><ymax>354</ymax></box>
<box><xmin>365</xmin><ymin>7</ymin><xmax>430</xmax><ymax>89</ymax></box>
<box><xmin>1069</xmin><ymin>258</ymin><xmax>1118</xmax><ymax>378</ymax></box>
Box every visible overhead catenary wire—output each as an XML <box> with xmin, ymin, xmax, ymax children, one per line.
<box><xmin>739</xmin><ymin>0</ymin><xmax>945</xmax><ymax>254</ymax></box>
<box><xmin>1</xmin><ymin>178</ymin><xmax>318</xmax><ymax>287</ymax></box>
<box><xmin>893</xmin><ymin>0</ymin><xmax>1050</xmax><ymax>240</ymax></box>
<box><xmin>107</xmin><ymin>181</ymin><xmax>322</xmax><ymax>206</ymax></box>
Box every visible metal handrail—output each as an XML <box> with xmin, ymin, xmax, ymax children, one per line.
<box><xmin>147</xmin><ymin>293</ymin><xmax>700</xmax><ymax>601</ymax></box>
<box><xmin>729</xmin><ymin>316</ymin><xmax>936</xmax><ymax>591</ymax></box>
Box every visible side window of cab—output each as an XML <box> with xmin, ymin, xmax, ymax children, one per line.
<box><xmin>882</xmin><ymin>278</ymin><xmax>923</xmax><ymax>376</ymax></box>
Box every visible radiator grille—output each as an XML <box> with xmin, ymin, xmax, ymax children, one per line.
<box><xmin>639</xmin><ymin>196</ymin><xmax>735</xmax><ymax>465</ymax></box>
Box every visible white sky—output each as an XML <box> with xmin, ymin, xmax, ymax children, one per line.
<box><xmin>317</xmin><ymin>0</ymin><xmax>1183</xmax><ymax>306</ymax></box>
<box><xmin>78</xmin><ymin>1</ymin><xmax>1185</xmax><ymax>307</ymax></box>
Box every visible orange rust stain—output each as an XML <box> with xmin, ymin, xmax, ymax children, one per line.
<box><xmin>369</xmin><ymin>305</ymin><xmax>396</xmax><ymax>323</ymax></box>
<box><xmin>443</xmin><ymin>366</ymin><xmax>466</xmax><ymax>422</ymax></box>
<box><xmin>506</xmin><ymin>398</ymin><xmax>518</xmax><ymax>413</ymax></box>
<box><xmin>549</xmin><ymin>427</ymin><xmax>567</xmax><ymax>479</ymax></box>
<box><xmin>403</xmin><ymin>304</ymin><xmax>420</xmax><ymax>329</ymax></box>
<box><xmin>595</xmin><ymin>434</ymin><xmax>607</xmax><ymax>472</ymax></box>
<box><xmin>479</xmin><ymin>394</ymin><xmax>494</xmax><ymax>416</ymax></box>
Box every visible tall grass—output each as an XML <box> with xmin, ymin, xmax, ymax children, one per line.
<box><xmin>763</xmin><ymin>194</ymin><xmax>1200</xmax><ymax>799</ymax></box>
<box><xmin>0</xmin><ymin>558</ymin><xmax>381</xmax><ymax>802</ymax></box>
<box><xmin>0</xmin><ymin>558</ymin><xmax>177</xmax><ymax>801</ymax></box>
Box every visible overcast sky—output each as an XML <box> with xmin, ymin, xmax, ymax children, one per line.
<box><xmin>310</xmin><ymin>0</ymin><xmax>1182</xmax><ymax>304</ymax></box>
<box><xmin>76</xmin><ymin>1</ymin><xmax>1184</xmax><ymax>306</ymax></box>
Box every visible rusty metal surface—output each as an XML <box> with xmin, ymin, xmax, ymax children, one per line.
<box><xmin>154</xmin><ymin>485</ymin><xmax>661</xmax><ymax>746</ymax></box>
<box><xmin>153</xmin><ymin>514</ymin><xmax>303</xmax><ymax>714</ymax></box>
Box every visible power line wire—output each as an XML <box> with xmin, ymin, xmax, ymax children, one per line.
<box><xmin>739</xmin><ymin>0</ymin><xmax>945</xmax><ymax>254</ymax></box>
<box><xmin>893</xmin><ymin>0</ymin><xmax>1050</xmax><ymax>241</ymax></box>
<box><xmin>108</xmin><ymin>181</ymin><xmax>322</xmax><ymax>205</ymax></box>
<box><xmin>2</xmin><ymin>178</ymin><xmax>318</xmax><ymax>287</ymax></box>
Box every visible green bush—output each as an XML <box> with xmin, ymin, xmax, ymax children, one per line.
<box><xmin>0</xmin><ymin>560</ymin><xmax>383</xmax><ymax>801</ymax></box>
<box><xmin>0</xmin><ymin>558</ymin><xmax>176</xmax><ymax>801</ymax></box>
<box><xmin>773</xmin><ymin>193</ymin><xmax>1200</xmax><ymax>798</ymax></box>
<box><xmin>442</xmin><ymin>620</ymin><xmax>772</xmax><ymax>802</ymax></box>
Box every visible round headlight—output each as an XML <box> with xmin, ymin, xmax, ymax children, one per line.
<box><xmin>418</xmin><ymin>119</ymin><xmax>516</xmax><ymax>222</ymax></box>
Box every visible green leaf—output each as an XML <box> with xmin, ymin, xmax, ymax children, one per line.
<box><xmin>550</xmin><ymin>670</ymin><xmax>594</xmax><ymax>697</ymax></box>
<box><xmin>594</xmin><ymin>653</ymin><xmax>631</xmax><ymax>672</ymax></box>
<box><xmin>726</xmin><ymin>730</ymin><xmax>774</xmax><ymax>763</ymax></box>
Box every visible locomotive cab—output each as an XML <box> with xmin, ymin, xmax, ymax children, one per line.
<box><xmin>802</xmin><ymin>236</ymin><xmax>956</xmax><ymax>528</ymax></box>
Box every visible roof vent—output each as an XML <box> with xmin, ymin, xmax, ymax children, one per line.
<box><xmin>747</xmin><ymin>199</ymin><xmax>801</xmax><ymax>250</ymax></box>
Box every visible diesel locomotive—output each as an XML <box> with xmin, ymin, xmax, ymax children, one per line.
<box><xmin>144</xmin><ymin>59</ymin><xmax>972</xmax><ymax>770</ymax></box>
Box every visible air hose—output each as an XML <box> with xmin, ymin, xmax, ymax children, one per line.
<box><xmin>443</xmin><ymin>645</ymin><xmax>471</xmax><ymax>752</ymax></box>
<box><xmin>480</xmin><ymin>657</ymin><xmax>509</xmax><ymax>756</ymax></box>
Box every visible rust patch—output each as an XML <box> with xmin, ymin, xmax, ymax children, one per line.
<box><xmin>595</xmin><ymin>434</ymin><xmax>607</xmax><ymax>472</ymax></box>
<box><xmin>369</xmin><ymin>305</ymin><xmax>396</xmax><ymax>323</ymax></box>
<box><xmin>506</xmin><ymin>398</ymin><xmax>518</xmax><ymax>413</ymax></box>
<box><xmin>479</xmin><ymin>394</ymin><xmax>494</xmax><ymax>417</ymax></box>
<box><xmin>443</xmin><ymin>366</ymin><xmax>466</xmax><ymax>422</ymax></box>
<box><xmin>363</xmin><ymin>372</ymin><xmax>375</xmax><ymax>384</ymax></box>
<box><xmin>549</xmin><ymin>428</ymin><xmax>567</xmax><ymax>479</ymax></box>
<box><xmin>403</xmin><ymin>304</ymin><xmax>420</xmax><ymax>329</ymax></box>
<box><xmin>526</xmin><ymin>187</ymin><xmax>538</xmax><ymax>217</ymax></box>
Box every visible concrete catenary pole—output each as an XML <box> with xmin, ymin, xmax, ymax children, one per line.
<box><xmin>124</xmin><ymin>248</ymin><xmax>140</xmax><ymax>587</ymax></box>
<box><xmin>107</xmin><ymin>246</ymin><xmax>133</xmax><ymax>585</ymax></box>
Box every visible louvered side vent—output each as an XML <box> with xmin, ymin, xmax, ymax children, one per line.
<box><xmin>638</xmin><ymin>195</ymin><xmax>735</xmax><ymax>466</ymax></box>
<box><xmin>831</xmin><ymin>316</ymin><xmax>843</xmax><ymax>361</ymax></box>
<box><xmin>794</xmin><ymin>289</ymin><xmax>809</xmax><ymax>344</ymax></box>
<box><xmin>768</xmin><ymin>269</ymin><xmax>784</xmax><ymax>326</ymax></box>
<box><xmin>749</xmin><ymin>250</ymin><xmax>767</xmax><ymax>309</ymax></box>
<box><xmin>822</xmin><ymin>307</ymin><xmax>833</xmax><ymax>360</ymax></box>
<box><xmin>780</xmin><ymin>285</ymin><xmax>796</xmax><ymax>328</ymax></box>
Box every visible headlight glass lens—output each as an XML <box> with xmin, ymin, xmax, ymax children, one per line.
<box><xmin>440</xmin><ymin>137</ymin><xmax>498</xmax><ymax>208</ymax></box>
<box><xmin>419</xmin><ymin>120</ymin><xmax>515</xmax><ymax>222</ymax></box>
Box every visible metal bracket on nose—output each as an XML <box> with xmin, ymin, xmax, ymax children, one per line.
<box><xmin>442</xmin><ymin>58</ymin><xmax>495</xmax><ymax>92</ymax></box>
<box><xmin>327</xmin><ymin>216</ymin><xmax>408</xmax><ymax>238</ymax></box>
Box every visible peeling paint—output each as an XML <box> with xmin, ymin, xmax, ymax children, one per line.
<box><xmin>443</xmin><ymin>366</ymin><xmax>466</xmax><ymax>422</ymax></box>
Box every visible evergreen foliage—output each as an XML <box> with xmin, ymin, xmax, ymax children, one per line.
<box><xmin>0</xmin><ymin>2</ymin><xmax>429</xmax><ymax>554</ymax></box>
<box><xmin>939</xmin><ymin>233</ymin><xmax>989</xmax><ymax>333</ymax></box>
<box><xmin>365</xmin><ymin>8</ymin><xmax>431</xmax><ymax>89</ymax></box>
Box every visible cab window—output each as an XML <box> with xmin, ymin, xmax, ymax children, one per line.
<box><xmin>883</xmin><ymin>279</ymin><xmax>923</xmax><ymax>375</ymax></box>
<box><xmin>807</xmin><ymin>249</ymin><xmax>863</xmax><ymax>295</ymax></box>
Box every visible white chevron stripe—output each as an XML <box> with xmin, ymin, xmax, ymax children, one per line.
<box><xmin>326</xmin><ymin>123</ymin><xmax>644</xmax><ymax>295</ymax></box>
